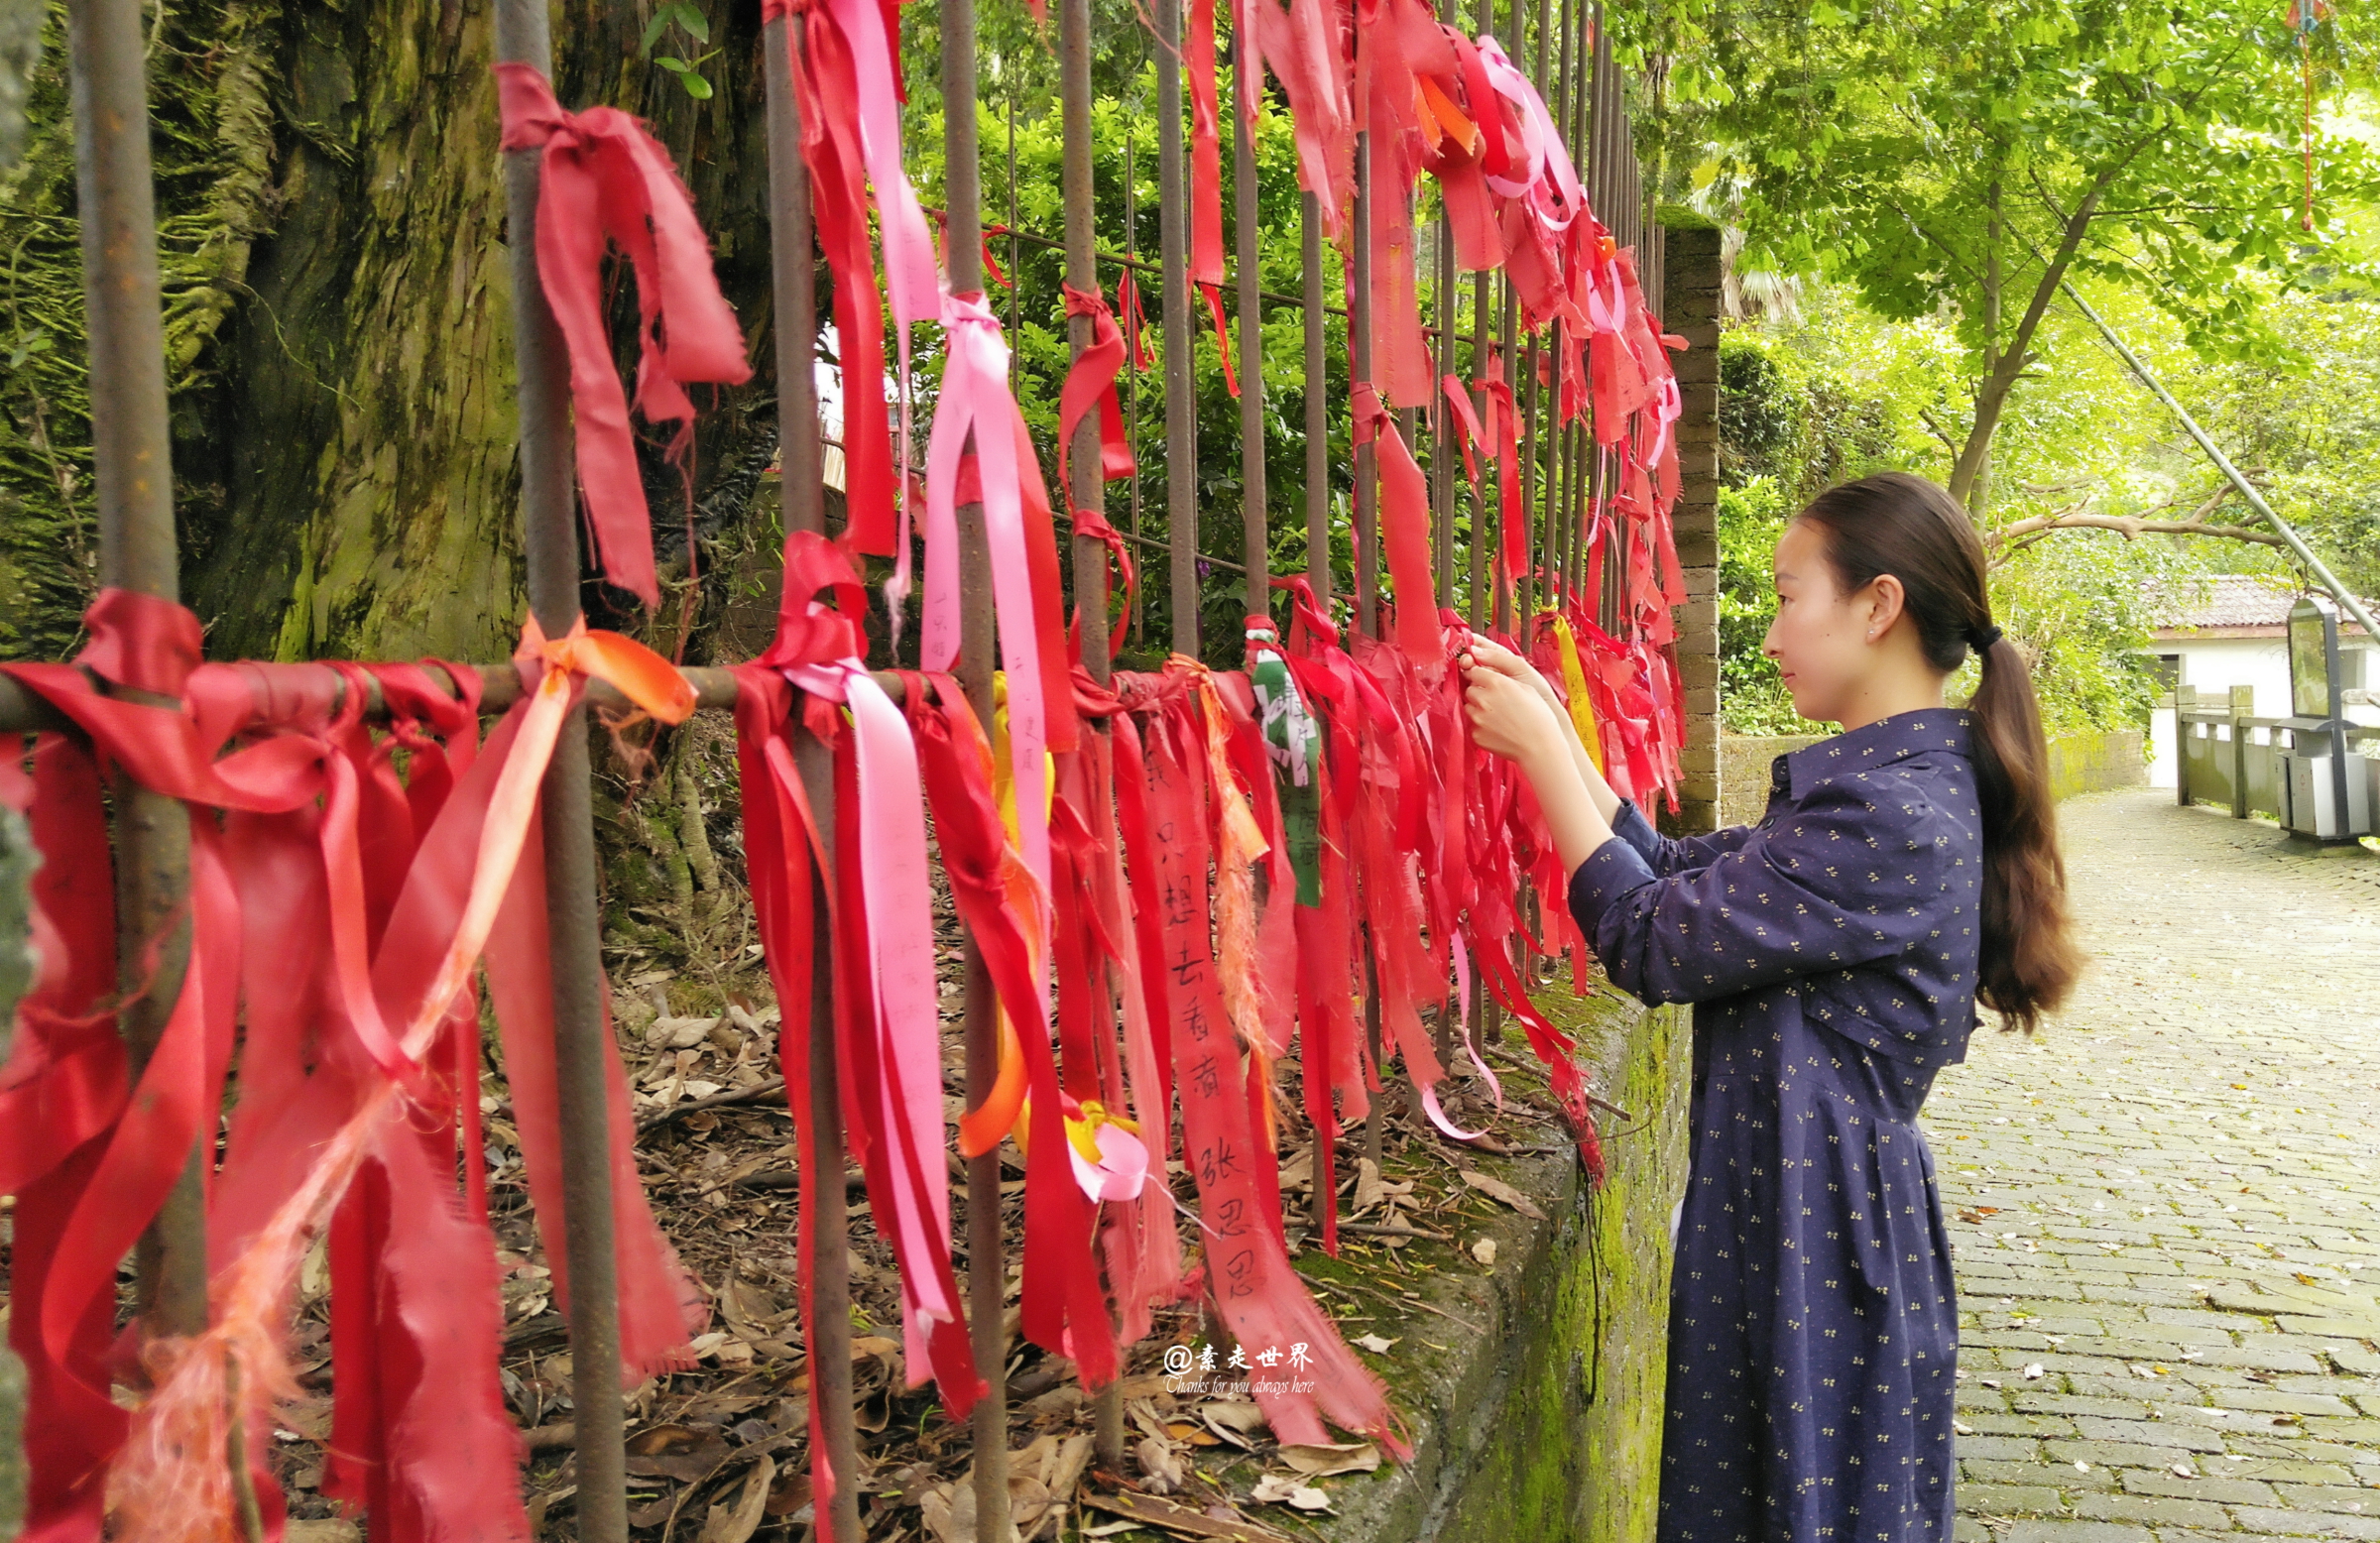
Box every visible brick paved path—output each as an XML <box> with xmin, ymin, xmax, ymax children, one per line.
<box><xmin>1923</xmin><ymin>787</ymin><xmax>2380</xmax><ymax>1543</ymax></box>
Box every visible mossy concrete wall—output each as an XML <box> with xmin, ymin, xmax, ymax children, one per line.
<box><xmin>1303</xmin><ymin>985</ymin><xmax>1693</xmax><ymax>1543</ymax></box>
<box><xmin>1</xmin><ymin>803</ymin><xmax>32</xmax><ymax>1541</ymax></box>
<box><xmin>2045</xmin><ymin>730</ymin><xmax>2146</xmax><ymax>802</ymax></box>
<box><xmin>1725</xmin><ymin>728</ymin><xmax>2148</xmax><ymax>823</ymax></box>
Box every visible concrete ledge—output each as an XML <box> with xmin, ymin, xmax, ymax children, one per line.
<box><xmin>1723</xmin><ymin>729</ymin><xmax>2149</xmax><ymax>824</ymax></box>
<box><xmin>1302</xmin><ymin>985</ymin><xmax>1690</xmax><ymax>1542</ymax></box>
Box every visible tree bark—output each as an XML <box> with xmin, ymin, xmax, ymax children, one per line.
<box><xmin>1945</xmin><ymin>155</ymin><xmax>2138</xmax><ymax>516</ymax></box>
<box><xmin>187</xmin><ymin>1</ymin><xmax>783</xmax><ymax>663</ymax></box>
<box><xmin>0</xmin><ymin>1</ymin><xmax>784</xmax><ymax>666</ymax></box>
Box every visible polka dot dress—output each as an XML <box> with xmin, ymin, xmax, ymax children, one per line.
<box><xmin>1568</xmin><ymin>709</ymin><xmax>1983</xmax><ymax>1543</ymax></box>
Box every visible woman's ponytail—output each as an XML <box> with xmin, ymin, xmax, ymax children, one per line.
<box><xmin>1796</xmin><ymin>473</ymin><xmax>2082</xmax><ymax>1033</ymax></box>
<box><xmin>1964</xmin><ymin>630</ymin><xmax>2082</xmax><ymax>1033</ymax></box>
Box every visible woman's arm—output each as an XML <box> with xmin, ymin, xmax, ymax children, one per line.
<box><xmin>1608</xmin><ymin>798</ymin><xmax>1763</xmax><ymax>877</ymax></box>
<box><xmin>1457</xmin><ymin>647</ymin><xmax>1616</xmax><ymax>874</ymax></box>
<box><xmin>1568</xmin><ymin>777</ymin><xmax>1955</xmax><ymax>1006</ymax></box>
<box><xmin>1463</xmin><ymin>637</ymin><xmax>1752</xmax><ymax>876</ymax></box>
<box><xmin>1461</xmin><ymin>637</ymin><xmax>1620</xmax><ymax>826</ymax></box>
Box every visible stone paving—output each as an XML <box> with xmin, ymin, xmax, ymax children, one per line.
<box><xmin>1921</xmin><ymin>786</ymin><xmax>2380</xmax><ymax>1543</ymax></box>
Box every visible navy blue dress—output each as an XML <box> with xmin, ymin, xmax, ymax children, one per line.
<box><xmin>1567</xmin><ymin>708</ymin><xmax>1985</xmax><ymax>1543</ymax></box>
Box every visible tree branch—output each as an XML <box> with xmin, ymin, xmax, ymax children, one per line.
<box><xmin>1949</xmin><ymin>145</ymin><xmax>2157</xmax><ymax>510</ymax></box>
<box><xmin>1985</xmin><ymin>507</ymin><xmax>2288</xmax><ymax>567</ymax></box>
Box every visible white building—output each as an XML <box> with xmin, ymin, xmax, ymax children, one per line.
<box><xmin>2141</xmin><ymin>574</ymin><xmax>2379</xmax><ymax>788</ymax></box>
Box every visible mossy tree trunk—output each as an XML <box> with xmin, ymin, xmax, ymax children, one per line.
<box><xmin>2</xmin><ymin>0</ymin><xmax>787</xmax><ymax>666</ymax></box>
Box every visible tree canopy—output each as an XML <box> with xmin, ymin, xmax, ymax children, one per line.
<box><xmin>1624</xmin><ymin>0</ymin><xmax>2380</xmax><ymax>512</ymax></box>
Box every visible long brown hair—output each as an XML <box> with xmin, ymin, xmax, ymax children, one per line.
<box><xmin>1794</xmin><ymin>472</ymin><xmax>2082</xmax><ymax>1034</ymax></box>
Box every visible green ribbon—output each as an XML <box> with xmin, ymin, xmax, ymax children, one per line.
<box><xmin>1248</xmin><ymin>626</ymin><xmax>1323</xmax><ymax>906</ymax></box>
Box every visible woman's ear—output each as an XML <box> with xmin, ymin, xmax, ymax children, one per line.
<box><xmin>1863</xmin><ymin>573</ymin><xmax>1908</xmax><ymax>642</ymax></box>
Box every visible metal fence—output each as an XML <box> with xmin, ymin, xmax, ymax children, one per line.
<box><xmin>0</xmin><ymin>0</ymin><xmax>1670</xmax><ymax>1535</ymax></box>
<box><xmin>2173</xmin><ymin>687</ymin><xmax>2380</xmax><ymax>828</ymax></box>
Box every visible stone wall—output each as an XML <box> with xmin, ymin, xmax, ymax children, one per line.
<box><xmin>1722</xmin><ymin>729</ymin><xmax>2150</xmax><ymax>824</ymax></box>
<box><xmin>1</xmin><ymin>803</ymin><xmax>32</xmax><ymax>1542</ymax></box>
<box><xmin>2045</xmin><ymin>729</ymin><xmax>2147</xmax><ymax>802</ymax></box>
<box><xmin>1306</xmin><ymin>988</ymin><xmax>1694</xmax><ymax>1543</ymax></box>
<box><xmin>1658</xmin><ymin>212</ymin><xmax>1723</xmax><ymax>840</ymax></box>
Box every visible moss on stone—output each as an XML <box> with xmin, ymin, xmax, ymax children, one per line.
<box><xmin>1292</xmin><ymin>979</ymin><xmax>1692</xmax><ymax>1542</ymax></box>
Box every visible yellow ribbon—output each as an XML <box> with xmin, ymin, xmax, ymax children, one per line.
<box><xmin>1549</xmin><ymin>613</ymin><xmax>1606</xmax><ymax>773</ymax></box>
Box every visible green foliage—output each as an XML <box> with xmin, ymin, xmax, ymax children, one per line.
<box><xmin>1624</xmin><ymin>0</ymin><xmax>2380</xmax><ymax>511</ymax></box>
<box><xmin>1714</xmin><ymin>477</ymin><xmax>1824</xmax><ymax>735</ymax></box>
<box><xmin>1714</xmin><ymin>291</ymin><xmax>2233</xmax><ymax>738</ymax></box>
<box><xmin>0</xmin><ymin>0</ymin><xmax>279</xmax><ymax>660</ymax></box>
<box><xmin>642</xmin><ymin>4</ymin><xmax>718</xmax><ymax>101</ymax></box>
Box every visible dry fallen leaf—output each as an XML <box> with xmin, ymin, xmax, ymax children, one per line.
<box><xmin>1137</xmin><ymin>1435</ymin><xmax>1190</xmax><ymax>1494</ymax></box>
<box><xmin>2021</xmin><ymin>1363</ymin><xmax>2046</xmax><ymax>1380</ymax></box>
<box><xmin>1277</xmin><ymin>1442</ymin><xmax>1380</xmax><ymax>1477</ymax></box>
<box><xmin>1354</xmin><ymin>1334</ymin><xmax>1397</xmax><ymax>1355</ymax></box>
<box><xmin>695</xmin><ymin>1453</ymin><xmax>775</xmax><ymax>1543</ymax></box>
<box><xmin>1350</xmin><ymin>1158</ymin><xmax>1414</xmax><ymax>1216</ymax></box>
<box><xmin>1459</xmin><ymin>1168</ymin><xmax>1548</xmax><ymax>1221</ymax></box>
<box><xmin>283</xmin><ymin>1524</ymin><xmax>360</xmax><ymax>1543</ymax></box>
<box><xmin>1250</xmin><ymin>1476</ymin><xmax>1333</xmax><ymax>1512</ymax></box>
<box><xmin>1472</xmin><ymin>1239</ymin><xmax>1497</xmax><ymax>1266</ymax></box>
<box><xmin>1201</xmin><ymin>1400</ymin><xmax>1268</xmax><ymax>1449</ymax></box>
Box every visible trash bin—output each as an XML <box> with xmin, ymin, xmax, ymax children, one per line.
<box><xmin>2275</xmin><ymin>595</ymin><xmax>2373</xmax><ymax>841</ymax></box>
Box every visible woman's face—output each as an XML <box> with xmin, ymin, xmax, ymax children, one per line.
<box><xmin>1763</xmin><ymin>518</ymin><xmax>1877</xmax><ymax>726</ymax></box>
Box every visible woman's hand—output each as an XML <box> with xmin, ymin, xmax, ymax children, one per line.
<box><xmin>1459</xmin><ymin>649</ymin><xmax>1569</xmax><ymax>769</ymax></box>
<box><xmin>1463</xmin><ymin>634</ymin><xmax>1562</xmax><ymax>713</ymax></box>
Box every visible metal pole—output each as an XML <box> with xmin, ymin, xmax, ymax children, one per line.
<box><xmin>1156</xmin><ymin>0</ymin><xmax>1199</xmax><ymax>655</ymax></box>
<box><xmin>489</xmin><ymin>4</ymin><xmax>629</xmax><ymax>1538</ymax></box>
<box><xmin>763</xmin><ymin>21</ymin><xmax>867</xmax><ymax>1543</ymax></box>
<box><xmin>1469</xmin><ymin>273</ymin><xmax>1489</xmax><ymax>630</ymax></box>
<box><xmin>1549</xmin><ymin>0</ymin><xmax>1578</xmax><ymax>605</ymax></box>
<box><xmin>1352</xmin><ymin>134</ymin><xmax>1377</xmax><ymax>641</ymax></box>
<box><xmin>1127</xmin><ymin>133</ymin><xmax>1144</xmax><ymax>646</ymax></box>
<box><xmin>1237</xmin><ymin>26</ymin><xmax>1268</xmax><ymax>617</ymax></box>
<box><xmin>941</xmin><ymin>0</ymin><xmax>1015</xmax><ymax>1534</ymax></box>
<box><xmin>2061</xmin><ymin>281</ymin><xmax>2380</xmax><ymax>645</ymax></box>
<box><xmin>1305</xmin><ymin>194</ymin><xmax>1330</xmax><ymax>607</ymax></box>
<box><xmin>1059</xmin><ymin>0</ymin><xmax>1132</xmax><ymax>1475</ymax></box>
<box><xmin>1432</xmin><ymin>218</ymin><xmax>1456</xmax><ymax>610</ymax></box>
<box><xmin>66</xmin><ymin>0</ymin><xmax>207</xmax><ymax>1344</ymax></box>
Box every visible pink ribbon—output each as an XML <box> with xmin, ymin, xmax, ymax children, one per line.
<box><xmin>780</xmin><ymin>656</ymin><xmax>961</xmax><ymax>1371</ymax></box>
<box><xmin>922</xmin><ymin>293</ymin><xmax>1056</xmax><ymax>901</ymax></box>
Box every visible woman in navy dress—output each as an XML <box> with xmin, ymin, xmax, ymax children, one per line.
<box><xmin>1461</xmin><ymin>473</ymin><xmax>2082</xmax><ymax>1543</ymax></box>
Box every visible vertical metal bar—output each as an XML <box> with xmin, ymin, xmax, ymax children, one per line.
<box><xmin>942</xmin><ymin>0</ymin><xmax>1016</xmax><ymax>1535</ymax></box>
<box><xmin>1468</xmin><ymin>269</ymin><xmax>1488</xmax><ymax>631</ymax></box>
<box><xmin>1346</xmin><ymin>125</ymin><xmax>1386</xmax><ymax>1162</ymax></box>
<box><xmin>1059</xmin><ymin>0</ymin><xmax>1129</xmax><ymax>1473</ymax></box>
<box><xmin>1351</xmin><ymin>134</ymin><xmax>1376</xmax><ymax>641</ymax></box>
<box><xmin>488</xmin><ymin>5</ymin><xmax>629</xmax><ymax>1538</ymax></box>
<box><xmin>1008</xmin><ymin>93</ymin><xmax>1021</xmax><ymax>347</ymax></box>
<box><xmin>1304</xmin><ymin>194</ymin><xmax>1329</xmax><ymax>608</ymax></box>
<box><xmin>763</xmin><ymin>20</ymin><xmax>867</xmax><ymax>1543</ymax></box>
<box><xmin>1432</xmin><ymin>218</ymin><xmax>1455</xmax><ymax>616</ymax></box>
<box><xmin>1548</xmin><ymin>0</ymin><xmax>1578</xmax><ymax>605</ymax></box>
<box><xmin>1156</xmin><ymin>0</ymin><xmax>1199</xmax><ymax>655</ymax></box>
<box><xmin>1126</xmin><ymin>134</ymin><xmax>1144</xmax><ymax>646</ymax></box>
<box><xmin>68</xmin><ymin>0</ymin><xmax>206</xmax><ymax>1344</ymax></box>
<box><xmin>1236</xmin><ymin>28</ymin><xmax>1267</xmax><ymax>617</ymax></box>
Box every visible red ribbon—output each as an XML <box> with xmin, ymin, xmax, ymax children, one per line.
<box><xmin>1350</xmin><ymin>383</ymin><xmax>1445</xmax><ymax>676</ymax></box>
<box><xmin>492</xmin><ymin>64</ymin><xmax>753</xmax><ymax>609</ymax></box>
<box><xmin>1056</xmin><ymin>284</ymin><xmax>1142</xmax><ymax>653</ymax></box>
<box><xmin>1127</xmin><ymin>690</ymin><xmax>1409</xmax><ymax>1456</ymax></box>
